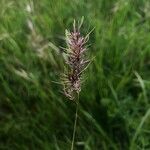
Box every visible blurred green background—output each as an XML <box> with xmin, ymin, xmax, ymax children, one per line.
<box><xmin>0</xmin><ymin>0</ymin><xmax>150</xmax><ymax>149</ymax></box>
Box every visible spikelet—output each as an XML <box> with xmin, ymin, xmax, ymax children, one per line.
<box><xmin>61</xmin><ymin>21</ymin><xmax>90</xmax><ymax>100</ymax></box>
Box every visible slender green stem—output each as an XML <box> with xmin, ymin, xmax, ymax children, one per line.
<box><xmin>71</xmin><ymin>93</ymin><xmax>79</xmax><ymax>150</ymax></box>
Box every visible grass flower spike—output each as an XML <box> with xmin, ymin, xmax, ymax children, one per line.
<box><xmin>61</xmin><ymin>20</ymin><xmax>91</xmax><ymax>150</ymax></box>
<box><xmin>62</xmin><ymin>20</ymin><xmax>90</xmax><ymax>100</ymax></box>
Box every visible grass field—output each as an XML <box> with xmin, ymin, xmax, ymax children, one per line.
<box><xmin>0</xmin><ymin>0</ymin><xmax>150</xmax><ymax>149</ymax></box>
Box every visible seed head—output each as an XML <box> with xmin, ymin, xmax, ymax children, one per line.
<box><xmin>61</xmin><ymin>21</ymin><xmax>90</xmax><ymax>100</ymax></box>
